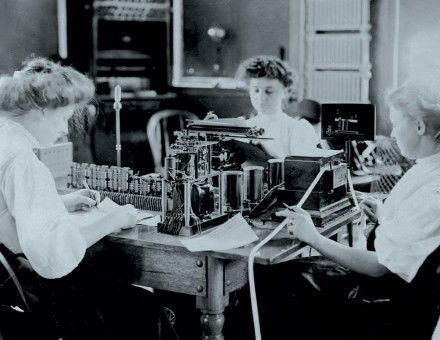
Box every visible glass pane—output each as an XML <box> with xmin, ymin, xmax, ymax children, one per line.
<box><xmin>182</xmin><ymin>0</ymin><xmax>290</xmax><ymax>78</ymax></box>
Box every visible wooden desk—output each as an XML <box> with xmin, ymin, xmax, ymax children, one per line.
<box><xmin>105</xmin><ymin>209</ymin><xmax>361</xmax><ymax>339</ymax></box>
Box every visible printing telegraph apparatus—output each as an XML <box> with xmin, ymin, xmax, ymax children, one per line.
<box><xmin>66</xmin><ymin>118</ymin><xmax>266</xmax><ymax>228</ymax></box>
<box><xmin>68</xmin><ymin>118</ymin><xmax>354</xmax><ymax>236</ymax></box>
<box><xmin>157</xmin><ymin>119</ymin><xmax>266</xmax><ymax>235</ymax></box>
<box><xmin>274</xmin><ymin>150</ymin><xmax>352</xmax><ymax>226</ymax></box>
<box><xmin>158</xmin><ymin>119</ymin><xmax>354</xmax><ymax>235</ymax></box>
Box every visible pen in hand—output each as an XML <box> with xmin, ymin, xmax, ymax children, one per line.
<box><xmin>82</xmin><ymin>180</ymin><xmax>100</xmax><ymax>209</ymax></box>
<box><xmin>282</xmin><ymin>202</ymin><xmax>295</xmax><ymax>212</ymax></box>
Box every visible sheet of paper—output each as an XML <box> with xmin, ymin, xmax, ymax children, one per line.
<box><xmin>180</xmin><ymin>213</ymin><xmax>258</xmax><ymax>252</ymax></box>
<box><xmin>73</xmin><ymin>197</ymin><xmax>153</xmax><ymax>226</ymax></box>
<box><xmin>136</xmin><ymin>210</ymin><xmax>154</xmax><ymax>222</ymax></box>
<box><xmin>188</xmin><ymin>118</ymin><xmax>248</xmax><ymax>128</ymax></box>
<box><xmin>136</xmin><ymin>214</ymin><xmax>161</xmax><ymax>227</ymax></box>
<box><xmin>71</xmin><ymin>197</ymin><xmax>114</xmax><ymax>229</ymax></box>
<box><xmin>73</xmin><ymin>197</ymin><xmax>116</xmax><ymax>217</ymax></box>
<box><xmin>97</xmin><ymin>197</ymin><xmax>120</xmax><ymax>211</ymax></box>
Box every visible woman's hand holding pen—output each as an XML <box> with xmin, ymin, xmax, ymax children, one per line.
<box><xmin>355</xmin><ymin>192</ymin><xmax>382</xmax><ymax>224</ymax></box>
<box><xmin>276</xmin><ymin>205</ymin><xmax>321</xmax><ymax>246</ymax></box>
<box><xmin>355</xmin><ymin>193</ymin><xmax>382</xmax><ymax>239</ymax></box>
<box><xmin>62</xmin><ymin>189</ymin><xmax>101</xmax><ymax>212</ymax></box>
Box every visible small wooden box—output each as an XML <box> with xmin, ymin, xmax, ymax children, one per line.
<box><xmin>35</xmin><ymin>142</ymin><xmax>73</xmax><ymax>187</ymax></box>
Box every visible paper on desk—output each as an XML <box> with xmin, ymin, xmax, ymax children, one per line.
<box><xmin>73</xmin><ymin>197</ymin><xmax>153</xmax><ymax>226</ymax></box>
<box><xmin>72</xmin><ymin>197</ymin><xmax>117</xmax><ymax>228</ymax></box>
<box><xmin>136</xmin><ymin>214</ymin><xmax>161</xmax><ymax>227</ymax></box>
<box><xmin>97</xmin><ymin>197</ymin><xmax>119</xmax><ymax>211</ymax></box>
<box><xmin>73</xmin><ymin>197</ymin><xmax>116</xmax><ymax>216</ymax></box>
<box><xmin>180</xmin><ymin>213</ymin><xmax>258</xmax><ymax>252</ymax></box>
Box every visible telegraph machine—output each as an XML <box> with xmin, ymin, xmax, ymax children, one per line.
<box><xmin>68</xmin><ymin>115</ymin><xmax>360</xmax><ymax>236</ymax></box>
<box><xmin>157</xmin><ymin>119</ymin><xmax>266</xmax><ymax>235</ymax></box>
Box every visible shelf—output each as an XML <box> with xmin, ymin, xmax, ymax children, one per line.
<box><xmin>94</xmin><ymin>0</ymin><xmax>169</xmax><ymax>21</ymax></box>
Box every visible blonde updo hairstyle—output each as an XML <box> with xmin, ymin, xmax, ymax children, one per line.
<box><xmin>386</xmin><ymin>74</ymin><xmax>440</xmax><ymax>140</ymax></box>
<box><xmin>0</xmin><ymin>57</ymin><xmax>95</xmax><ymax>129</ymax></box>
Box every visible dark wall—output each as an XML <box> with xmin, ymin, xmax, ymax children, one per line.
<box><xmin>4</xmin><ymin>0</ymin><xmax>440</xmax><ymax>143</ymax></box>
<box><xmin>183</xmin><ymin>0</ymin><xmax>290</xmax><ymax>77</ymax></box>
<box><xmin>0</xmin><ymin>0</ymin><xmax>58</xmax><ymax>73</ymax></box>
<box><xmin>175</xmin><ymin>87</ymin><xmax>251</xmax><ymax>118</ymax></box>
<box><xmin>178</xmin><ymin>0</ymin><xmax>291</xmax><ymax>120</ymax></box>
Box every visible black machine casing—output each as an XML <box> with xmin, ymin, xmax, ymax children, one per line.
<box><xmin>279</xmin><ymin>151</ymin><xmax>347</xmax><ymax>211</ymax></box>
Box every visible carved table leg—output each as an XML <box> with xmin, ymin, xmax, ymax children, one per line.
<box><xmin>347</xmin><ymin>222</ymin><xmax>354</xmax><ymax>247</ymax></box>
<box><xmin>197</xmin><ymin>257</ymin><xmax>228</xmax><ymax>340</ymax></box>
<box><xmin>200</xmin><ymin>313</ymin><xmax>225</xmax><ymax>340</ymax></box>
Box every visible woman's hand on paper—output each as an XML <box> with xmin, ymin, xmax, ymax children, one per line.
<box><xmin>277</xmin><ymin>206</ymin><xmax>320</xmax><ymax>245</ymax></box>
<box><xmin>111</xmin><ymin>204</ymin><xmax>138</xmax><ymax>230</ymax></box>
<box><xmin>117</xmin><ymin>204</ymin><xmax>138</xmax><ymax>230</ymax></box>
<box><xmin>62</xmin><ymin>189</ymin><xmax>101</xmax><ymax>212</ymax></box>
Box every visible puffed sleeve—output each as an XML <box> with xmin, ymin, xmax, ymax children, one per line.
<box><xmin>288</xmin><ymin>119</ymin><xmax>320</xmax><ymax>154</ymax></box>
<box><xmin>375</xmin><ymin>186</ymin><xmax>440</xmax><ymax>282</ymax></box>
<box><xmin>2</xmin><ymin>151</ymin><xmax>87</xmax><ymax>279</ymax></box>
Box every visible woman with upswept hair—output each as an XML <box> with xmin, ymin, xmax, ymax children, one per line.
<box><xmin>0</xmin><ymin>57</ymin><xmax>176</xmax><ymax>339</ymax></box>
<box><xmin>256</xmin><ymin>75</ymin><xmax>440</xmax><ymax>339</ymax></box>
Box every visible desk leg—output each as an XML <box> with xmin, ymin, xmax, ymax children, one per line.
<box><xmin>197</xmin><ymin>257</ymin><xmax>228</xmax><ymax>340</ymax></box>
<box><xmin>200</xmin><ymin>313</ymin><xmax>225</xmax><ymax>340</ymax></box>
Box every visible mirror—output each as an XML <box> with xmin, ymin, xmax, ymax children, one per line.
<box><xmin>172</xmin><ymin>0</ymin><xmax>291</xmax><ymax>88</ymax></box>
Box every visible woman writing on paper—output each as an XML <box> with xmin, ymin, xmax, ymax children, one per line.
<box><xmin>0</xmin><ymin>58</ymin><xmax>175</xmax><ymax>339</ymax></box>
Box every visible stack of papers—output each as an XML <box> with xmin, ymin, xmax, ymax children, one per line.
<box><xmin>187</xmin><ymin>118</ymin><xmax>247</xmax><ymax>128</ymax></box>
<box><xmin>73</xmin><ymin>197</ymin><xmax>158</xmax><ymax>227</ymax></box>
<box><xmin>180</xmin><ymin>213</ymin><xmax>258</xmax><ymax>252</ymax></box>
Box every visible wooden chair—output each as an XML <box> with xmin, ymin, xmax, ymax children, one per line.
<box><xmin>147</xmin><ymin>110</ymin><xmax>198</xmax><ymax>173</ymax></box>
<box><xmin>367</xmin><ymin>136</ymin><xmax>415</xmax><ymax>193</ymax></box>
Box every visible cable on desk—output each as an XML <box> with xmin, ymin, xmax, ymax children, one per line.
<box><xmin>247</xmin><ymin>168</ymin><xmax>326</xmax><ymax>340</ymax></box>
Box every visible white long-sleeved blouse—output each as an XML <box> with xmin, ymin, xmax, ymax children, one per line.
<box><xmin>0</xmin><ymin>117</ymin><xmax>86</xmax><ymax>279</ymax></box>
<box><xmin>375</xmin><ymin>152</ymin><xmax>440</xmax><ymax>282</ymax></box>
<box><xmin>432</xmin><ymin>317</ymin><xmax>440</xmax><ymax>340</ymax></box>
<box><xmin>245</xmin><ymin>112</ymin><xmax>319</xmax><ymax>158</ymax></box>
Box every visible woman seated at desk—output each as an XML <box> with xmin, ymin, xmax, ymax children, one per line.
<box><xmin>207</xmin><ymin>55</ymin><xmax>320</xmax><ymax>160</ymax></box>
<box><xmin>256</xmin><ymin>75</ymin><xmax>440</xmax><ymax>339</ymax></box>
<box><xmin>0</xmin><ymin>58</ymin><xmax>175</xmax><ymax>339</ymax></box>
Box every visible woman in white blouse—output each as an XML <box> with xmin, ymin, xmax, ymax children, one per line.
<box><xmin>268</xmin><ymin>75</ymin><xmax>440</xmax><ymax>339</ymax></box>
<box><xmin>237</xmin><ymin>56</ymin><xmax>319</xmax><ymax>158</ymax></box>
<box><xmin>206</xmin><ymin>56</ymin><xmax>319</xmax><ymax>159</ymax></box>
<box><xmin>0</xmin><ymin>58</ymin><xmax>174</xmax><ymax>339</ymax></box>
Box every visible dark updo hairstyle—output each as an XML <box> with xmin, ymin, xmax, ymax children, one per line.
<box><xmin>235</xmin><ymin>55</ymin><xmax>297</xmax><ymax>88</ymax></box>
<box><xmin>0</xmin><ymin>57</ymin><xmax>95</xmax><ymax>119</ymax></box>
